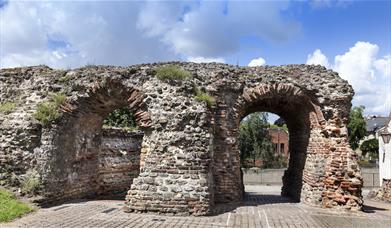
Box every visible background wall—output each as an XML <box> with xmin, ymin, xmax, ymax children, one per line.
<box><xmin>97</xmin><ymin>128</ymin><xmax>143</xmax><ymax>196</ymax></box>
<box><xmin>243</xmin><ymin>168</ymin><xmax>380</xmax><ymax>188</ymax></box>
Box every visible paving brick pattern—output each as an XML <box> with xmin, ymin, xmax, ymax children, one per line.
<box><xmin>2</xmin><ymin>190</ymin><xmax>390</xmax><ymax>228</ymax></box>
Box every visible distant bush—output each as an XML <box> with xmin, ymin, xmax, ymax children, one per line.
<box><xmin>156</xmin><ymin>65</ymin><xmax>191</xmax><ymax>81</ymax></box>
<box><xmin>0</xmin><ymin>102</ymin><xmax>16</xmax><ymax>114</ymax></box>
<box><xmin>33</xmin><ymin>93</ymin><xmax>67</xmax><ymax>125</ymax></box>
<box><xmin>194</xmin><ymin>88</ymin><xmax>216</xmax><ymax>107</ymax></box>
<box><xmin>20</xmin><ymin>170</ymin><xmax>41</xmax><ymax>196</ymax></box>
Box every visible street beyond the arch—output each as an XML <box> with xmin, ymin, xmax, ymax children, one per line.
<box><xmin>3</xmin><ymin>186</ymin><xmax>391</xmax><ymax>228</ymax></box>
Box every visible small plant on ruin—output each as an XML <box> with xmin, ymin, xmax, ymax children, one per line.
<box><xmin>155</xmin><ymin>65</ymin><xmax>191</xmax><ymax>81</ymax></box>
<box><xmin>33</xmin><ymin>93</ymin><xmax>67</xmax><ymax>125</ymax></box>
<box><xmin>58</xmin><ymin>75</ymin><xmax>72</xmax><ymax>83</ymax></box>
<box><xmin>0</xmin><ymin>102</ymin><xmax>16</xmax><ymax>114</ymax></box>
<box><xmin>194</xmin><ymin>88</ymin><xmax>216</xmax><ymax>108</ymax></box>
<box><xmin>239</xmin><ymin>74</ymin><xmax>257</xmax><ymax>80</ymax></box>
<box><xmin>19</xmin><ymin>170</ymin><xmax>41</xmax><ymax>196</ymax></box>
<box><xmin>127</xmin><ymin>68</ymin><xmax>138</xmax><ymax>75</ymax></box>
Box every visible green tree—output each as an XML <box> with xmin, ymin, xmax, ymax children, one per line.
<box><xmin>348</xmin><ymin>106</ymin><xmax>367</xmax><ymax>150</ymax></box>
<box><xmin>239</xmin><ymin>112</ymin><xmax>275</xmax><ymax>167</ymax></box>
<box><xmin>269</xmin><ymin>124</ymin><xmax>288</xmax><ymax>132</ymax></box>
<box><xmin>103</xmin><ymin>107</ymin><xmax>137</xmax><ymax>129</ymax></box>
<box><xmin>360</xmin><ymin>138</ymin><xmax>379</xmax><ymax>158</ymax></box>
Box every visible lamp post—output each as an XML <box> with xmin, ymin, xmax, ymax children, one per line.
<box><xmin>380</xmin><ymin>133</ymin><xmax>391</xmax><ymax>163</ymax></box>
<box><xmin>381</xmin><ymin>133</ymin><xmax>391</xmax><ymax>144</ymax></box>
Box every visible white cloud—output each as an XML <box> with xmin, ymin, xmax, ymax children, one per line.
<box><xmin>333</xmin><ymin>42</ymin><xmax>379</xmax><ymax>95</ymax></box>
<box><xmin>306</xmin><ymin>49</ymin><xmax>330</xmax><ymax>68</ymax></box>
<box><xmin>374</xmin><ymin>55</ymin><xmax>391</xmax><ymax>78</ymax></box>
<box><xmin>248</xmin><ymin>57</ymin><xmax>266</xmax><ymax>67</ymax></box>
<box><xmin>307</xmin><ymin>42</ymin><xmax>391</xmax><ymax>116</ymax></box>
<box><xmin>0</xmin><ymin>1</ymin><xmax>300</xmax><ymax>69</ymax></box>
<box><xmin>137</xmin><ymin>1</ymin><xmax>300</xmax><ymax>57</ymax></box>
<box><xmin>0</xmin><ymin>1</ymin><xmax>177</xmax><ymax>68</ymax></box>
<box><xmin>187</xmin><ymin>56</ymin><xmax>225</xmax><ymax>63</ymax></box>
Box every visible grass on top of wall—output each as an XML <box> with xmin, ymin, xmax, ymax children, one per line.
<box><xmin>155</xmin><ymin>65</ymin><xmax>191</xmax><ymax>81</ymax></box>
<box><xmin>0</xmin><ymin>189</ymin><xmax>33</xmax><ymax>223</ymax></box>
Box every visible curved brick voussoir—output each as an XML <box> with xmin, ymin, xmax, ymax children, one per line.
<box><xmin>0</xmin><ymin>63</ymin><xmax>361</xmax><ymax>215</ymax></box>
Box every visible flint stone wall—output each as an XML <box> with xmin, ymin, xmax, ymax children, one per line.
<box><xmin>0</xmin><ymin>62</ymin><xmax>363</xmax><ymax>215</ymax></box>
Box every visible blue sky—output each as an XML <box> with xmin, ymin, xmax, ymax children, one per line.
<box><xmin>223</xmin><ymin>1</ymin><xmax>391</xmax><ymax>65</ymax></box>
<box><xmin>0</xmin><ymin>0</ymin><xmax>390</xmax><ymax>116</ymax></box>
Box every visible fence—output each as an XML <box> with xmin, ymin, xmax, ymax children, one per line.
<box><xmin>242</xmin><ymin>167</ymin><xmax>380</xmax><ymax>188</ymax></box>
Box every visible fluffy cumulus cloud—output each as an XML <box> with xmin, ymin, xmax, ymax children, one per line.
<box><xmin>307</xmin><ymin>42</ymin><xmax>391</xmax><ymax>116</ymax></box>
<box><xmin>0</xmin><ymin>1</ymin><xmax>299</xmax><ymax>69</ymax></box>
<box><xmin>248</xmin><ymin>57</ymin><xmax>266</xmax><ymax>67</ymax></box>
<box><xmin>306</xmin><ymin>49</ymin><xmax>330</xmax><ymax>68</ymax></box>
<box><xmin>0</xmin><ymin>1</ymin><xmax>178</xmax><ymax>68</ymax></box>
<box><xmin>137</xmin><ymin>1</ymin><xmax>300</xmax><ymax>58</ymax></box>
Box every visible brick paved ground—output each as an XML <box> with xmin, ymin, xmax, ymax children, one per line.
<box><xmin>2</xmin><ymin>185</ymin><xmax>390</xmax><ymax>228</ymax></box>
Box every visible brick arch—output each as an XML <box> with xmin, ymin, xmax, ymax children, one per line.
<box><xmin>212</xmin><ymin>83</ymin><xmax>326</xmax><ymax>203</ymax></box>
<box><xmin>237</xmin><ymin>83</ymin><xmax>325</xmax><ymax>126</ymax></box>
<box><xmin>212</xmin><ymin>81</ymin><xmax>362</xmax><ymax>209</ymax></box>
<box><xmin>241</xmin><ymin>84</ymin><xmax>324</xmax><ymax>200</ymax></box>
<box><xmin>61</xmin><ymin>78</ymin><xmax>151</xmax><ymax>128</ymax></box>
<box><xmin>42</xmin><ymin>78</ymin><xmax>151</xmax><ymax>202</ymax></box>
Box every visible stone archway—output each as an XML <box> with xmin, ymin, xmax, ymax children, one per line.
<box><xmin>0</xmin><ymin>63</ymin><xmax>363</xmax><ymax>215</ymax></box>
<box><xmin>212</xmin><ymin>83</ymin><xmax>326</xmax><ymax>204</ymax></box>
<box><xmin>42</xmin><ymin>78</ymin><xmax>151</xmax><ymax>202</ymax></box>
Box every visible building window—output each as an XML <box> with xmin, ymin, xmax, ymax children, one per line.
<box><xmin>281</xmin><ymin>143</ymin><xmax>284</xmax><ymax>154</ymax></box>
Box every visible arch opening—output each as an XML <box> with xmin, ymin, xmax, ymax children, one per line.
<box><xmin>239</xmin><ymin>112</ymin><xmax>290</xmax><ymax>199</ymax></box>
<box><xmin>212</xmin><ymin>84</ymin><xmax>323</xmax><ymax>205</ymax></box>
<box><xmin>43</xmin><ymin>80</ymin><xmax>151</xmax><ymax>202</ymax></box>
<box><xmin>239</xmin><ymin>98</ymin><xmax>313</xmax><ymax>202</ymax></box>
<box><xmin>239</xmin><ymin>112</ymin><xmax>289</xmax><ymax>170</ymax></box>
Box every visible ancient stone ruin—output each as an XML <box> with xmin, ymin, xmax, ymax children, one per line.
<box><xmin>0</xmin><ymin>62</ymin><xmax>363</xmax><ymax>215</ymax></box>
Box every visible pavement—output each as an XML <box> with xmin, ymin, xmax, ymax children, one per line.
<box><xmin>1</xmin><ymin>185</ymin><xmax>390</xmax><ymax>228</ymax></box>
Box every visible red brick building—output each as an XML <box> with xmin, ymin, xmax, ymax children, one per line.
<box><xmin>268</xmin><ymin>128</ymin><xmax>289</xmax><ymax>157</ymax></box>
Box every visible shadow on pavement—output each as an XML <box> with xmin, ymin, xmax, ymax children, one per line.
<box><xmin>211</xmin><ymin>192</ymin><xmax>294</xmax><ymax>215</ymax></box>
<box><xmin>362</xmin><ymin>204</ymin><xmax>389</xmax><ymax>213</ymax></box>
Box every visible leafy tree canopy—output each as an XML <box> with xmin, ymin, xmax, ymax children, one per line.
<box><xmin>348</xmin><ymin>106</ymin><xmax>367</xmax><ymax>150</ymax></box>
<box><xmin>239</xmin><ymin>112</ymin><xmax>287</xmax><ymax>168</ymax></box>
<box><xmin>360</xmin><ymin>138</ymin><xmax>379</xmax><ymax>157</ymax></box>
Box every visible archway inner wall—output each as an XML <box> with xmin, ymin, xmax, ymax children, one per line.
<box><xmin>98</xmin><ymin>128</ymin><xmax>143</xmax><ymax>195</ymax></box>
